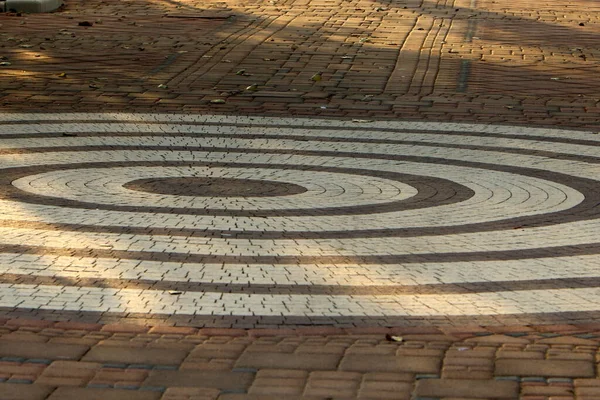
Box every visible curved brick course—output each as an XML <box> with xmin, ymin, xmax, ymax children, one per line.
<box><xmin>0</xmin><ymin>114</ymin><xmax>597</xmax><ymax>328</ymax></box>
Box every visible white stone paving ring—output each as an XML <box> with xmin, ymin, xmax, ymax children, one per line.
<box><xmin>0</xmin><ymin>150</ymin><xmax>584</xmax><ymax>230</ymax></box>
<box><xmin>0</xmin><ymin>113</ymin><xmax>598</xmax><ymax>326</ymax></box>
<box><xmin>12</xmin><ymin>166</ymin><xmax>419</xmax><ymax>211</ymax></box>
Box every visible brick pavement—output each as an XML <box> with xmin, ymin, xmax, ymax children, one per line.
<box><xmin>2</xmin><ymin>1</ymin><xmax>600</xmax><ymax>398</ymax></box>
<box><xmin>1</xmin><ymin>0</ymin><xmax>600</xmax><ymax>127</ymax></box>
<box><xmin>0</xmin><ymin>321</ymin><xmax>596</xmax><ymax>399</ymax></box>
<box><xmin>0</xmin><ymin>114</ymin><xmax>599</xmax><ymax>329</ymax></box>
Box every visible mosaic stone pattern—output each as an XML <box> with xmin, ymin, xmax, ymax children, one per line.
<box><xmin>0</xmin><ymin>113</ymin><xmax>599</xmax><ymax>327</ymax></box>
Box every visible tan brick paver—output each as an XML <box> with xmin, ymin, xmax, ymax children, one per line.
<box><xmin>0</xmin><ymin>324</ymin><xmax>597</xmax><ymax>398</ymax></box>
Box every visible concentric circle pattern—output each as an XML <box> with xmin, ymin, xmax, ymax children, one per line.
<box><xmin>0</xmin><ymin>113</ymin><xmax>599</xmax><ymax>327</ymax></box>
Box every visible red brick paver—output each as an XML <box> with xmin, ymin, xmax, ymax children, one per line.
<box><xmin>1</xmin><ymin>0</ymin><xmax>600</xmax><ymax>128</ymax></box>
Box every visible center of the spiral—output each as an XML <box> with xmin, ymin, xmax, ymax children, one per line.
<box><xmin>123</xmin><ymin>177</ymin><xmax>308</xmax><ymax>197</ymax></box>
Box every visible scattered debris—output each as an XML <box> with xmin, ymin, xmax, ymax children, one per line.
<box><xmin>89</xmin><ymin>83</ymin><xmax>99</xmax><ymax>89</ymax></box>
<box><xmin>210</xmin><ymin>99</ymin><xmax>226</xmax><ymax>104</ymax></box>
<box><xmin>157</xmin><ymin>84</ymin><xmax>168</xmax><ymax>89</ymax></box>
<box><xmin>310</xmin><ymin>72</ymin><xmax>322</xmax><ymax>82</ymax></box>
<box><xmin>78</xmin><ymin>21</ymin><xmax>93</xmax><ymax>27</ymax></box>
<box><xmin>220</xmin><ymin>90</ymin><xmax>241</xmax><ymax>96</ymax></box>
<box><xmin>168</xmin><ymin>290</ymin><xmax>183</xmax><ymax>295</ymax></box>
<box><xmin>385</xmin><ymin>334</ymin><xmax>403</xmax><ymax>342</ymax></box>
<box><xmin>57</xmin><ymin>72</ymin><xmax>67</xmax><ymax>78</ymax></box>
<box><xmin>352</xmin><ymin>119</ymin><xmax>374</xmax><ymax>123</ymax></box>
<box><xmin>0</xmin><ymin>61</ymin><xmax>11</xmax><ymax>67</ymax></box>
<box><xmin>245</xmin><ymin>83</ymin><xmax>258</xmax><ymax>92</ymax></box>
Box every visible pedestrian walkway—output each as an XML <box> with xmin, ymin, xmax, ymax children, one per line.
<box><xmin>0</xmin><ymin>113</ymin><xmax>599</xmax><ymax>328</ymax></box>
<box><xmin>2</xmin><ymin>0</ymin><xmax>600</xmax><ymax>399</ymax></box>
<box><xmin>1</xmin><ymin>0</ymin><xmax>600</xmax><ymax>127</ymax></box>
<box><xmin>0</xmin><ymin>320</ymin><xmax>599</xmax><ymax>400</ymax></box>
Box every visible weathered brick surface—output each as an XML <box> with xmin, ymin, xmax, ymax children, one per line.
<box><xmin>0</xmin><ymin>383</ymin><xmax>55</xmax><ymax>400</ymax></box>
<box><xmin>415</xmin><ymin>378</ymin><xmax>519</xmax><ymax>398</ymax></box>
<box><xmin>358</xmin><ymin>381</ymin><xmax>413</xmax><ymax>400</ymax></box>
<box><xmin>0</xmin><ymin>362</ymin><xmax>45</xmax><ymax>376</ymax></box>
<box><xmin>0</xmin><ymin>326</ymin><xmax>595</xmax><ymax>399</ymax></box>
<box><xmin>235</xmin><ymin>352</ymin><xmax>341</xmax><ymax>370</ymax></box>
<box><xmin>248</xmin><ymin>369</ymin><xmax>307</xmax><ymax>396</ymax></box>
<box><xmin>41</xmin><ymin>361</ymin><xmax>100</xmax><ymax>379</ymax></box>
<box><xmin>521</xmin><ymin>383</ymin><xmax>575</xmax><ymax>397</ymax></box>
<box><xmin>304</xmin><ymin>371</ymin><xmax>362</xmax><ymax>398</ymax></box>
<box><xmin>35</xmin><ymin>376</ymin><xmax>89</xmax><ymax>387</ymax></box>
<box><xmin>92</xmin><ymin>369</ymin><xmax>149</xmax><ymax>384</ymax></box>
<box><xmin>83</xmin><ymin>346</ymin><xmax>188</xmax><ymax>365</ymax></box>
<box><xmin>145</xmin><ymin>370</ymin><xmax>254</xmax><ymax>390</ymax></box>
<box><xmin>47</xmin><ymin>387</ymin><xmax>161</xmax><ymax>400</ymax></box>
<box><xmin>495</xmin><ymin>359</ymin><xmax>595</xmax><ymax>378</ymax></box>
<box><xmin>100</xmin><ymin>324</ymin><xmax>149</xmax><ymax>334</ymax></box>
<box><xmin>162</xmin><ymin>387</ymin><xmax>221</xmax><ymax>400</ymax></box>
<box><xmin>339</xmin><ymin>354</ymin><xmax>440</xmax><ymax>373</ymax></box>
<box><xmin>0</xmin><ymin>341</ymin><xmax>89</xmax><ymax>360</ymax></box>
<box><xmin>188</xmin><ymin>344</ymin><xmax>247</xmax><ymax>360</ymax></box>
<box><xmin>148</xmin><ymin>326</ymin><xmax>198</xmax><ymax>335</ymax></box>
